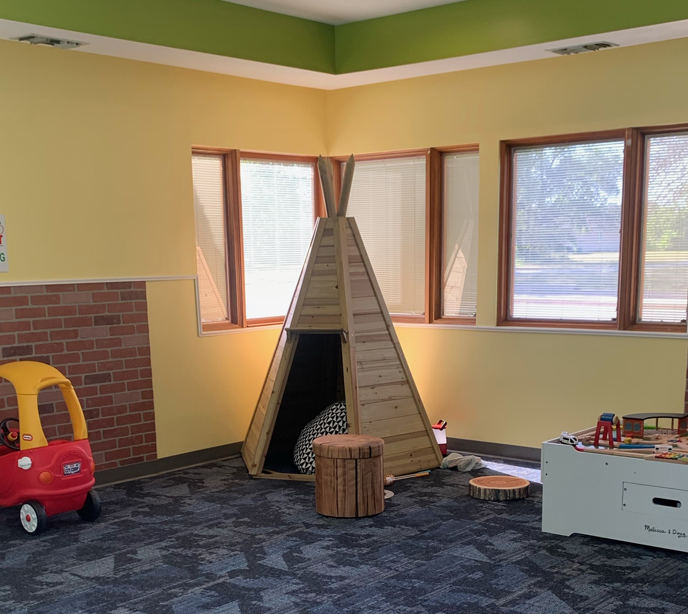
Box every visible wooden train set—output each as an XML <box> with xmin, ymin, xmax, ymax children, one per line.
<box><xmin>566</xmin><ymin>412</ymin><xmax>688</xmax><ymax>463</ymax></box>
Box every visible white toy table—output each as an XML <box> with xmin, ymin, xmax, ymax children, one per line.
<box><xmin>542</xmin><ymin>428</ymin><xmax>688</xmax><ymax>552</ymax></box>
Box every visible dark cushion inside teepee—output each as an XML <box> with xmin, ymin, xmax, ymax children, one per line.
<box><xmin>293</xmin><ymin>401</ymin><xmax>348</xmax><ymax>474</ymax></box>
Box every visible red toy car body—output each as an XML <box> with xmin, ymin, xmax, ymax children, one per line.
<box><xmin>0</xmin><ymin>361</ymin><xmax>101</xmax><ymax>534</ymax></box>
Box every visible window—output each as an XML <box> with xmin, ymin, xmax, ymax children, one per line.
<box><xmin>443</xmin><ymin>151</ymin><xmax>480</xmax><ymax>318</ymax></box>
<box><xmin>340</xmin><ymin>147</ymin><xmax>480</xmax><ymax>322</ymax></box>
<box><xmin>192</xmin><ymin>154</ymin><xmax>230</xmax><ymax>324</ymax></box>
<box><xmin>191</xmin><ymin>150</ymin><xmax>318</xmax><ymax>331</ymax></box>
<box><xmin>240</xmin><ymin>159</ymin><xmax>315</xmax><ymax>319</ymax></box>
<box><xmin>638</xmin><ymin>133</ymin><xmax>688</xmax><ymax>324</ymax></box>
<box><xmin>499</xmin><ymin>126</ymin><xmax>688</xmax><ymax>332</ymax></box>
<box><xmin>346</xmin><ymin>156</ymin><xmax>427</xmax><ymax>316</ymax></box>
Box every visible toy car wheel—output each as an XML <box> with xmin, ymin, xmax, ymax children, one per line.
<box><xmin>77</xmin><ymin>489</ymin><xmax>102</xmax><ymax>522</ymax></box>
<box><xmin>20</xmin><ymin>501</ymin><xmax>47</xmax><ymax>535</ymax></box>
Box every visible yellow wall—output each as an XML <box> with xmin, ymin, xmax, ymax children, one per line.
<box><xmin>2</xmin><ymin>36</ymin><xmax>687</xmax><ymax>457</ymax></box>
<box><xmin>0</xmin><ymin>40</ymin><xmax>324</xmax><ymax>457</ymax></box>
<box><xmin>327</xmin><ymin>38</ymin><xmax>688</xmax><ymax>447</ymax></box>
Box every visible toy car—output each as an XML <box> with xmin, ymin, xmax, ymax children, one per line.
<box><xmin>559</xmin><ymin>432</ymin><xmax>579</xmax><ymax>446</ymax></box>
<box><xmin>0</xmin><ymin>361</ymin><xmax>101</xmax><ymax>534</ymax></box>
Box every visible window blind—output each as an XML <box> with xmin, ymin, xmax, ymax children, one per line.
<box><xmin>512</xmin><ymin>140</ymin><xmax>625</xmax><ymax>321</ymax></box>
<box><xmin>443</xmin><ymin>152</ymin><xmax>480</xmax><ymax>318</ymax></box>
<box><xmin>191</xmin><ymin>154</ymin><xmax>229</xmax><ymax>323</ymax></box>
<box><xmin>639</xmin><ymin>133</ymin><xmax>688</xmax><ymax>324</ymax></box>
<box><xmin>346</xmin><ymin>157</ymin><xmax>426</xmax><ymax>315</ymax></box>
<box><xmin>240</xmin><ymin>159</ymin><xmax>314</xmax><ymax>319</ymax></box>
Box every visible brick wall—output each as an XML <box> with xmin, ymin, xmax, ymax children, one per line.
<box><xmin>0</xmin><ymin>282</ymin><xmax>156</xmax><ymax>470</ymax></box>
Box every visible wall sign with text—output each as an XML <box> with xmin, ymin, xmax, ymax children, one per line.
<box><xmin>0</xmin><ymin>216</ymin><xmax>7</xmax><ymax>272</ymax></box>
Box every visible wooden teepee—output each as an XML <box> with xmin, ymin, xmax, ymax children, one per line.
<box><xmin>242</xmin><ymin>155</ymin><xmax>443</xmax><ymax>480</ymax></box>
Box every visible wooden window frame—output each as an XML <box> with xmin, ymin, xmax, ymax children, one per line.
<box><xmin>498</xmin><ymin>125</ymin><xmax>688</xmax><ymax>333</ymax></box>
<box><xmin>192</xmin><ymin>148</ymin><xmax>322</xmax><ymax>333</ymax></box>
<box><xmin>333</xmin><ymin>144</ymin><xmax>479</xmax><ymax>325</ymax></box>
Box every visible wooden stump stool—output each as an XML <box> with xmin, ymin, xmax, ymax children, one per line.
<box><xmin>313</xmin><ymin>434</ymin><xmax>385</xmax><ymax>518</ymax></box>
<box><xmin>468</xmin><ymin>476</ymin><xmax>530</xmax><ymax>501</ymax></box>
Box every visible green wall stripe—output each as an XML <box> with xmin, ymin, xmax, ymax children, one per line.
<box><xmin>2</xmin><ymin>0</ymin><xmax>688</xmax><ymax>76</ymax></box>
<box><xmin>334</xmin><ymin>0</ymin><xmax>688</xmax><ymax>73</ymax></box>
<box><xmin>0</xmin><ymin>0</ymin><xmax>335</xmax><ymax>74</ymax></box>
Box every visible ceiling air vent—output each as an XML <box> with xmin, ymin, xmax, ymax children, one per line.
<box><xmin>12</xmin><ymin>34</ymin><xmax>87</xmax><ymax>50</ymax></box>
<box><xmin>549</xmin><ymin>41</ymin><xmax>618</xmax><ymax>56</ymax></box>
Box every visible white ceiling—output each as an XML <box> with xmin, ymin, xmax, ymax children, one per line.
<box><xmin>223</xmin><ymin>0</ymin><xmax>465</xmax><ymax>25</ymax></box>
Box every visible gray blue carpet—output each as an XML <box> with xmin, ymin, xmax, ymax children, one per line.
<box><xmin>0</xmin><ymin>457</ymin><xmax>687</xmax><ymax>614</ymax></box>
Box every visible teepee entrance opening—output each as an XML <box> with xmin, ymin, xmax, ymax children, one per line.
<box><xmin>263</xmin><ymin>333</ymin><xmax>345</xmax><ymax>474</ymax></box>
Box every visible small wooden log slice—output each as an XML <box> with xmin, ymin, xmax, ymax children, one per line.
<box><xmin>468</xmin><ymin>476</ymin><xmax>530</xmax><ymax>501</ymax></box>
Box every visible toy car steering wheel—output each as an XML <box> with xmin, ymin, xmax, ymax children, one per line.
<box><xmin>0</xmin><ymin>417</ymin><xmax>20</xmax><ymax>451</ymax></box>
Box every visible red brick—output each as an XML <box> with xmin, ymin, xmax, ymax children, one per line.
<box><xmin>131</xmin><ymin>421</ymin><xmax>156</xmax><ymax>434</ymax></box>
<box><xmin>119</xmin><ymin>456</ymin><xmax>145</xmax><ymax>466</ymax></box>
<box><xmin>121</xmin><ymin>290</ymin><xmax>146</xmax><ymax>301</ymax></box>
<box><xmin>12</xmin><ymin>286</ymin><xmax>44</xmax><ymax>295</ymax></box>
<box><xmin>141</xmin><ymin>410</ymin><xmax>155</xmax><ymax>422</ymax></box>
<box><xmin>78</xmin><ymin>304</ymin><xmax>107</xmax><ymax>315</ymax></box>
<box><xmin>89</xmin><ymin>431</ymin><xmax>102</xmax><ymax>442</ymax></box>
<box><xmin>85</xmin><ymin>395</ymin><xmax>114</xmax><ymax>409</ymax></box>
<box><xmin>61</xmin><ymin>292</ymin><xmax>92</xmax><ymax>305</ymax></box>
<box><xmin>51</xmin><ymin>353</ymin><xmax>81</xmax><ymax>365</ymax></box>
<box><xmin>123</xmin><ymin>335</ymin><xmax>149</xmax><ymax>347</ymax></box>
<box><xmin>127</xmin><ymin>378</ymin><xmax>152</xmax><ymax>391</ymax></box>
<box><xmin>130</xmin><ymin>400</ymin><xmax>155</xmax><ymax>412</ymax></box>
<box><xmin>0</xmin><ymin>309</ymin><xmax>15</xmax><ymax>321</ymax></box>
<box><xmin>102</xmin><ymin>426</ymin><xmax>130</xmax><ymax>439</ymax></box>
<box><xmin>50</xmin><ymin>329</ymin><xmax>79</xmax><ymax>341</ymax></box>
<box><xmin>144</xmin><ymin>453</ymin><xmax>157</xmax><ymax>462</ymax></box>
<box><xmin>113</xmin><ymin>369</ymin><xmax>139</xmax><ymax>382</ymax></box>
<box><xmin>111</xmin><ymin>348</ymin><xmax>136</xmax><ymax>359</ymax></box>
<box><xmin>133</xmin><ymin>281</ymin><xmax>146</xmax><ymax>289</ymax></box>
<box><xmin>105</xmin><ymin>282</ymin><xmax>132</xmax><ymax>290</ymax></box>
<box><xmin>83</xmin><ymin>408</ymin><xmax>100</xmax><ymax>421</ymax></box>
<box><xmin>139</xmin><ymin>368</ymin><xmax>152</xmax><ymax>379</ymax></box>
<box><xmin>0</xmin><ymin>288</ymin><xmax>12</xmax><ymax>295</ymax></box>
<box><xmin>0</xmin><ymin>321</ymin><xmax>31</xmax><ymax>333</ymax></box>
<box><xmin>30</xmin><ymin>294</ymin><xmax>61</xmax><ymax>306</ymax></box>
<box><xmin>81</xmin><ymin>350</ymin><xmax>110</xmax><ymax>362</ymax></box>
<box><xmin>91</xmin><ymin>439</ymin><xmax>119</xmax><ymax>453</ymax></box>
<box><xmin>56</xmin><ymin>423</ymin><xmax>74</xmax><ymax>436</ymax></box>
<box><xmin>93</xmin><ymin>292</ymin><xmax>119</xmax><ymax>303</ymax></box>
<box><xmin>79</xmin><ymin>327</ymin><xmax>109</xmax><ymax>339</ymax></box>
<box><xmin>46</xmin><ymin>284</ymin><xmax>75</xmax><ymax>293</ymax></box>
<box><xmin>96</xmin><ymin>461</ymin><xmax>119</xmax><ymax>470</ymax></box>
<box><xmin>134</xmin><ymin>302</ymin><xmax>147</xmax><ymax>313</ymax></box>
<box><xmin>66</xmin><ymin>340</ymin><xmax>95</xmax><ymax>352</ymax></box>
<box><xmin>94</xmin><ymin>315</ymin><xmax>121</xmax><ymax>326</ymax></box>
<box><xmin>99</xmin><ymin>382</ymin><xmax>126</xmax><ymax>394</ymax></box>
<box><xmin>34</xmin><ymin>342</ymin><xmax>65</xmax><ymax>354</ymax></box>
<box><xmin>96</xmin><ymin>338</ymin><xmax>122</xmax><ymax>349</ymax></box>
<box><xmin>42</xmin><ymin>426</ymin><xmax>58</xmax><ymax>439</ymax></box>
<box><xmin>101</xmin><ymin>404</ymin><xmax>130</xmax><ymax>417</ymax></box>
<box><xmin>18</xmin><ymin>331</ymin><xmax>48</xmax><ymax>344</ymax></box>
<box><xmin>97</xmin><ymin>360</ymin><xmax>123</xmax><ymax>372</ymax></box>
<box><xmin>32</xmin><ymin>318</ymin><xmax>63</xmax><ymax>330</ymax></box>
<box><xmin>136</xmin><ymin>324</ymin><xmax>150</xmax><ymax>335</ymax></box>
<box><xmin>76</xmin><ymin>283</ymin><xmax>106</xmax><ymax>291</ymax></box>
<box><xmin>39</xmin><ymin>389</ymin><xmax>63</xmax><ymax>403</ymax></box>
<box><xmin>137</xmin><ymin>347</ymin><xmax>151</xmax><ymax>357</ymax></box>
<box><xmin>109</xmin><ymin>325</ymin><xmax>135</xmax><ymax>336</ymax></box>
<box><xmin>15</xmin><ymin>307</ymin><xmax>46</xmax><ymax>319</ymax></box>
<box><xmin>84</xmin><ymin>372</ymin><xmax>111</xmax><ymax>385</ymax></box>
<box><xmin>48</xmin><ymin>305</ymin><xmax>78</xmax><ymax>317</ymax></box>
<box><xmin>67</xmin><ymin>363</ymin><xmax>96</xmax><ymax>375</ymax></box>
<box><xmin>117</xmin><ymin>435</ymin><xmax>144</xmax><ymax>447</ymax></box>
<box><xmin>122</xmin><ymin>313</ymin><xmax>148</xmax><ymax>324</ymax></box>
<box><xmin>113</xmin><ymin>392</ymin><xmax>140</xmax><ymax>404</ymax></box>
<box><xmin>64</xmin><ymin>316</ymin><xmax>93</xmax><ymax>328</ymax></box>
<box><xmin>38</xmin><ymin>402</ymin><xmax>55</xmax><ymax>414</ymax></box>
<box><xmin>0</xmin><ymin>334</ymin><xmax>16</xmax><ymax>346</ymax></box>
<box><xmin>107</xmin><ymin>302</ymin><xmax>134</xmax><ymax>314</ymax></box>
<box><xmin>116</xmin><ymin>413</ymin><xmax>142</xmax><ymax>426</ymax></box>
<box><xmin>124</xmin><ymin>357</ymin><xmax>151</xmax><ymax>369</ymax></box>
<box><xmin>76</xmin><ymin>386</ymin><xmax>99</xmax><ymax>398</ymax></box>
<box><xmin>132</xmin><ymin>444</ymin><xmax>156</xmax><ymax>456</ymax></box>
<box><xmin>2</xmin><ymin>345</ymin><xmax>33</xmax><ymax>358</ymax></box>
<box><xmin>0</xmin><ymin>296</ymin><xmax>29</xmax><ymax>308</ymax></box>
<box><xmin>104</xmin><ymin>448</ymin><xmax>133</xmax><ymax>462</ymax></box>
